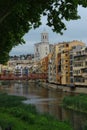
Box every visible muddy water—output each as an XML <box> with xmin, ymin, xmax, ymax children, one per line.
<box><xmin>0</xmin><ymin>81</ymin><xmax>87</xmax><ymax>130</ymax></box>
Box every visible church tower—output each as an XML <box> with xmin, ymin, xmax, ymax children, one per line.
<box><xmin>34</xmin><ymin>30</ymin><xmax>49</xmax><ymax>61</ymax></box>
<box><xmin>41</xmin><ymin>30</ymin><xmax>49</xmax><ymax>43</ymax></box>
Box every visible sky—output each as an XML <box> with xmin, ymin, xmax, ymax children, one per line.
<box><xmin>10</xmin><ymin>6</ymin><xmax>87</xmax><ymax>56</ymax></box>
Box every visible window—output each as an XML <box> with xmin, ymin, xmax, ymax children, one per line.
<box><xmin>66</xmin><ymin>76</ymin><xmax>68</xmax><ymax>82</ymax></box>
<box><xmin>66</xmin><ymin>65</ymin><xmax>68</xmax><ymax>68</ymax></box>
<box><xmin>66</xmin><ymin>72</ymin><xmax>68</xmax><ymax>74</ymax></box>
<box><xmin>82</xmin><ymin>68</ymin><xmax>87</xmax><ymax>73</ymax></box>
<box><xmin>70</xmin><ymin>66</ymin><xmax>73</xmax><ymax>71</ymax></box>
<box><xmin>85</xmin><ymin>61</ymin><xmax>87</xmax><ymax>66</ymax></box>
<box><xmin>46</xmin><ymin>52</ymin><xmax>47</xmax><ymax>55</ymax></box>
<box><xmin>65</xmin><ymin>54</ymin><xmax>68</xmax><ymax>56</ymax></box>
<box><xmin>75</xmin><ymin>77</ymin><xmax>84</xmax><ymax>82</ymax></box>
<box><xmin>85</xmin><ymin>48</ymin><xmax>87</xmax><ymax>53</ymax></box>
<box><xmin>74</xmin><ymin>62</ymin><xmax>83</xmax><ymax>67</ymax></box>
<box><xmin>70</xmin><ymin>72</ymin><xmax>73</xmax><ymax>76</ymax></box>
<box><xmin>72</xmin><ymin>46</ymin><xmax>76</xmax><ymax>49</ymax></box>
<box><xmin>70</xmin><ymin>78</ymin><xmax>73</xmax><ymax>83</ymax></box>
<box><xmin>36</xmin><ymin>48</ymin><xmax>38</xmax><ymax>52</ymax></box>
<box><xmin>66</xmin><ymin>44</ymin><xmax>69</xmax><ymax>47</ymax></box>
<box><xmin>70</xmin><ymin>55</ymin><xmax>73</xmax><ymax>59</ymax></box>
<box><xmin>70</xmin><ymin>61</ymin><xmax>73</xmax><ymax>65</ymax></box>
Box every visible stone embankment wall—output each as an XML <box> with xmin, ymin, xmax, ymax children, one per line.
<box><xmin>40</xmin><ymin>82</ymin><xmax>87</xmax><ymax>94</ymax></box>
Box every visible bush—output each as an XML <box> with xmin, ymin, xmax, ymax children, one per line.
<box><xmin>62</xmin><ymin>94</ymin><xmax>87</xmax><ymax>113</ymax></box>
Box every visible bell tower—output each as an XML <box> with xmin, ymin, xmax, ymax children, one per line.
<box><xmin>41</xmin><ymin>30</ymin><xmax>49</xmax><ymax>43</ymax></box>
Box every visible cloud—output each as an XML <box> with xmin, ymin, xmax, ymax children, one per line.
<box><xmin>10</xmin><ymin>41</ymin><xmax>34</xmax><ymax>55</ymax></box>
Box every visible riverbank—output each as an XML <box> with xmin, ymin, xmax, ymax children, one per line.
<box><xmin>0</xmin><ymin>92</ymin><xmax>73</xmax><ymax>130</ymax></box>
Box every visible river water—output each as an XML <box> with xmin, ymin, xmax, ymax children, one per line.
<box><xmin>0</xmin><ymin>81</ymin><xmax>87</xmax><ymax>130</ymax></box>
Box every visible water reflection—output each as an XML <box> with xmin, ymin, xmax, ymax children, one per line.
<box><xmin>0</xmin><ymin>81</ymin><xmax>87</xmax><ymax>130</ymax></box>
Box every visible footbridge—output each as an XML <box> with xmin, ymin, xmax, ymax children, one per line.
<box><xmin>0</xmin><ymin>73</ymin><xmax>47</xmax><ymax>80</ymax></box>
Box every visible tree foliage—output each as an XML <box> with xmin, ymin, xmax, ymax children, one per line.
<box><xmin>0</xmin><ymin>0</ymin><xmax>87</xmax><ymax>64</ymax></box>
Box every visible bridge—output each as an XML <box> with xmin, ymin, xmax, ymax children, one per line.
<box><xmin>0</xmin><ymin>73</ymin><xmax>47</xmax><ymax>80</ymax></box>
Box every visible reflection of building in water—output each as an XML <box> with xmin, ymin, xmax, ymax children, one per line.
<box><xmin>9</xmin><ymin>82</ymin><xmax>15</xmax><ymax>94</ymax></box>
<box><xmin>11</xmin><ymin>83</ymin><xmax>24</xmax><ymax>96</ymax></box>
<box><xmin>36</xmin><ymin>101</ymin><xmax>49</xmax><ymax>114</ymax></box>
<box><xmin>36</xmin><ymin>88</ymin><xmax>49</xmax><ymax>113</ymax></box>
<box><xmin>22</xmin><ymin>82</ymin><xmax>29</xmax><ymax>95</ymax></box>
<box><xmin>48</xmin><ymin>90</ymin><xmax>63</xmax><ymax>120</ymax></box>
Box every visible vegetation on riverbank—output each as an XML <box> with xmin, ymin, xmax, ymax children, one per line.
<box><xmin>0</xmin><ymin>92</ymin><xmax>72</xmax><ymax>130</ymax></box>
<box><xmin>63</xmin><ymin>94</ymin><xmax>87</xmax><ymax>113</ymax></box>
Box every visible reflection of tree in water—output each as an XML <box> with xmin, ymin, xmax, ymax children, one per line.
<box><xmin>65</xmin><ymin>109</ymin><xmax>87</xmax><ymax>130</ymax></box>
<box><xmin>1</xmin><ymin>81</ymin><xmax>10</xmax><ymax>87</ymax></box>
<box><xmin>5</xmin><ymin>126</ymin><xmax>11</xmax><ymax>130</ymax></box>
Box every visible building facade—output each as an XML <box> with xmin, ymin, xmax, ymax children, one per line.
<box><xmin>73</xmin><ymin>47</ymin><xmax>87</xmax><ymax>86</ymax></box>
<box><xmin>48</xmin><ymin>40</ymin><xmax>85</xmax><ymax>86</ymax></box>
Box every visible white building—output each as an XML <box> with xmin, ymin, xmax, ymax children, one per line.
<box><xmin>34</xmin><ymin>31</ymin><xmax>50</xmax><ymax>61</ymax></box>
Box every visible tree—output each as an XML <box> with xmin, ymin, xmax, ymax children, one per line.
<box><xmin>0</xmin><ymin>0</ymin><xmax>87</xmax><ymax>64</ymax></box>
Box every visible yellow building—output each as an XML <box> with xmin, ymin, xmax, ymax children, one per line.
<box><xmin>40</xmin><ymin>56</ymin><xmax>48</xmax><ymax>74</ymax></box>
<box><xmin>60</xmin><ymin>43</ymin><xmax>70</xmax><ymax>85</ymax></box>
<box><xmin>48</xmin><ymin>40</ymin><xmax>85</xmax><ymax>86</ymax></box>
<box><xmin>60</xmin><ymin>40</ymin><xmax>85</xmax><ymax>86</ymax></box>
<box><xmin>55</xmin><ymin>43</ymin><xmax>64</xmax><ymax>84</ymax></box>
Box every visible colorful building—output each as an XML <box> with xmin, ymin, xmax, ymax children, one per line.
<box><xmin>73</xmin><ymin>47</ymin><xmax>87</xmax><ymax>86</ymax></box>
<box><xmin>61</xmin><ymin>41</ymin><xmax>85</xmax><ymax>86</ymax></box>
<box><xmin>40</xmin><ymin>56</ymin><xmax>48</xmax><ymax>73</ymax></box>
<box><xmin>48</xmin><ymin>40</ymin><xmax>85</xmax><ymax>86</ymax></box>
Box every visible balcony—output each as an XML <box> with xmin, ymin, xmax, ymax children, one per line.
<box><xmin>74</xmin><ymin>55</ymin><xmax>86</xmax><ymax>61</ymax></box>
<box><xmin>82</xmin><ymin>73</ymin><xmax>87</xmax><ymax>77</ymax></box>
<box><xmin>73</xmin><ymin>73</ymin><xmax>82</xmax><ymax>76</ymax></box>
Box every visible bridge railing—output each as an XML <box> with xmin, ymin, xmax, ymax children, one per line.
<box><xmin>0</xmin><ymin>73</ymin><xmax>48</xmax><ymax>80</ymax></box>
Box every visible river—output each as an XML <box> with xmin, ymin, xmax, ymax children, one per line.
<box><xmin>0</xmin><ymin>81</ymin><xmax>87</xmax><ymax>130</ymax></box>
